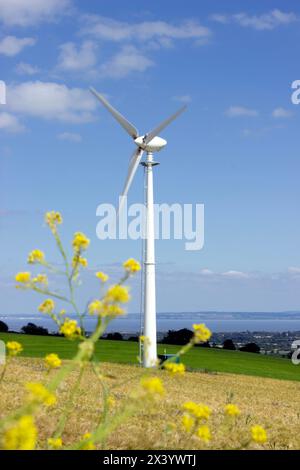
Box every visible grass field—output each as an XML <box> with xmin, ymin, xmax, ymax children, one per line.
<box><xmin>1</xmin><ymin>332</ymin><xmax>299</xmax><ymax>382</ymax></box>
<box><xmin>1</xmin><ymin>356</ymin><xmax>300</xmax><ymax>449</ymax></box>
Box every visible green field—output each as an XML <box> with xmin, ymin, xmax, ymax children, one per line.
<box><xmin>1</xmin><ymin>332</ymin><xmax>299</xmax><ymax>382</ymax></box>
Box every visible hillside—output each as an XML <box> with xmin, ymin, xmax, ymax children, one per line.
<box><xmin>0</xmin><ymin>332</ymin><xmax>299</xmax><ymax>382</ymax></box>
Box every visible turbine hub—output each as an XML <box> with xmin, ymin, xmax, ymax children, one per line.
<box><xmin>135</xmin><ymin>135</ymin><xmax>167</xmax><ymax>153</ymax></box>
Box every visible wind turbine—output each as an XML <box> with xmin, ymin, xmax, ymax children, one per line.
<box><xmin>90</xmin><ymin>87</ymin><xmax>187</xmax><ymax>367</ymax></box>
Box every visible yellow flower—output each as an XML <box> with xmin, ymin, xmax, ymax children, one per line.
<box><xmin>251</xmin><ymin>425</ymin><xmax>267</xmax><ymax>444</ymax></box>
<box><xmin>6</xmin><ymin>341</ymin><xmax>23</xmax><ymax>356</ymax></box>
<box><xmin>106</xmin><ymin>285</ymin><xmax>130</xmax><ymax>303</ymax></box>
<box><xmin>107</xmin><ymin>395</ymin><xmax>116</xmax><ymax>409</ymax></box>
<box><xmin>72</xmin><ymin>232</ymin><xmax>90</xmax><ymax>252</ymax></box>
<box><xmin>164</xmin><ymin>362</ymin><xmax>185</xmax><ymax>375</ymax></box>
<box><xmin>88</xmin><ymin>299</ymin><xmax>104</xmax><ymax>316</ymax></box>
<box><xmin>123</xmin><ymin>258</ymin><xmax>141</xmax><ymax>273</ymax></box>
<box><xmin>38</xmin><ymin>298</ymin><xmax>55</xmax><ymax>314</ymax></box>
<box><xmin>141</xmin><ymin>377</ymin><xmax>165</xmax><ymax>396</ymax></box>
<box><xmin>183</xmin><ymin>402</ymin><xmax>212</xmax><ymax>420</ymax></box>
<box><xmin>72</xmin><ymin>255</ymin><xmax>88</xmax><ymax>268</ymax></box>
<box><xmin>225</xmin><ymin>404</ymin><xmax>241</xmax><ymax>417</ymax></box>
<box><xmin>26</xmin><ymin>382</ymin><xmax>56</xmax><ymax>407</ymax></box>
<box><xmin>197</xmin><ymin>425</ymin><xmax>211</xmax><ymax>443</ymax></box>
<box><xmin>2</xmin><ymin>415</ymin><xmax>37</xmax><ymax>450</ymax></box>
<box><xmin>33</xmin><ymin>274</ymin><xmax>48</xmax><ymax>285</ymax></box>
<box><xmin>27</xmin><ymin>249</ymin><xmax>45</xmax><ymax>264</ymax></box>
<box><xmin>45</xmin><ymin>353</ymin><xmax>62</xmax><ymax>369</ymax></box>
<box><xmin>81</xmin><ymin>433</ymin><xmax>96</xmax><ymax>450</ymax></box>
<box><xmin>15</xmin><ymin>272</ymin><xmax>31</xmax><ymax>283</ymax></box>
<box><xmin>47</xmin><ymin>437</ymin><xmax>63</xmax><ymax>449</ymax></box>
<box><xmin>59</xmin><ymin>319</ymin><xmax>81</xmax><ymax>339</ymax></box>
<box><xmin>192</xmin><ymin>323</ymin><xmax>212</xmax><ymax>343</ymax></box>
<box><xmin>96</xmin><ymin>271</ymin><xmax>109</xmax><ymax>282</ymax></box>
<box><xmin>102</xmin><ymin>304</ymin><xmax>125</xmax><ymax>317</ymax></box>
<box><xmin>45</xmin><ymin>211</ymin><xmax>63</xmax><ymax>231</ymax></box>
<box><xmin>182</xmin><ymin>414</ymin><xmax>194</xmax><ymax>432</ymax></box>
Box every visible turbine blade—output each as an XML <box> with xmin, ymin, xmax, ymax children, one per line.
<box><xmin>118</xmin><ymin>148</ymin><xmax>144</xmax><ymax>216</ymax></box>
<box><xmin>143</xmin><ymin>105</ymin><xmax>187</xmax><ymax>145</ymax></box>
<box><xmin>90</xmin><ymin>87</ymin><xmax>139</xmax><ymax>139</ymax></box>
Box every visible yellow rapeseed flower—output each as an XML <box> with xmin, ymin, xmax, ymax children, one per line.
<box><xmin>47</xmin><ymin>437</ymin><xmax>63</xmax><ymax>449</ymax></box>
<box><xmin>2</xmin><ymin>415</ymin><xmax>37</xmax><ymax>450</ymax></box>
<box><xmin>102</xmin><ymin>304</ymin><xmax>125</xmax><ymax>317</ymax></box>
<box><xmin>38</xmin><ymin>298</ymin><xmax>55</xmax><ymax>314</ymax></box>
<box><xmin>72</xmin><ymin>232</ymin><xmax>90</xmax><ymax>252</ymax></box>
<box><xmin>96</xmin><ymin>271</ymin><xmax>109</xmax><ymax>282</ymax></box>
<box><xmin>72</xmin><ymin>255</ymin><xmax>88</xmax><ymax>268</ymax></box>
<box><xmin>141</xmin><ymin>377</ymin><xmax>165</xmax><ymax>396</ymax></box>
<box><xmin>197</xmin><ymin>425</ymin><xmax>211</xmax><ymax>443</ymax></box>
<box><xmin>45</xmin><ymin>211</ymin><xmax>63</xmax><ymax>232</ymax></box>
<box><xmin>182</xmin><ymin>414</ymin><xmax>194</xmax><ymax>432</ymax></box>
<box><xmin>88</xmin><ymin>299</ymin><xmax>104</xmax><ymax>316</ymax></box>
<box><xmin>164</xmin><ymin>362</ymin><xmax>185</xmax><ymax>375</ymax></box>
<box><xmin>106</xmin><ymin>285</ymin><xmax>130</xmax><ymax>303</ymax></box>
<box><xmin>6</xmin><ymin>341</ymin><xmax>23</xmax><ymax>356</ymax></box>
<box><xmin>192</xmin><ymin>323</ymin><xmax>212</xmax><ymax>343</ymax></box>
<box><xmin>26</xmin><ymin>382</ymin><xmax>56</xmax><ymax>407</ymax></box>
<box><xmin>33</xmin><ymin>274</ymin><xmax>48</xmax><ymax>285</ymax></box>
<box><xmin>27</xmin><ymin>249</ymin><xmax>45</xmax><ymax>264</ymax></box>
<box><xmin>251</xmin><ymin>425</ymin><xmax>267</xmax><ymax>444</ymax></box>
<box><xmin>81</xmin><ymin>433</ymin><xmax>96</xmax><ymax>450</ymax></box>
<box><xmin>225</xmin><ymin>404</ymin><xmax>241</xmax><ymax>417</ymax></box>
<box><xmin>183</xmin><ymin>402</ymin><xmax>212</xmax><ymax>420</ymax></box>
<box><xmin>107</xmin><ymin>395</ymin><xmax>116</xmax><ymax>409</ymax></box>
<box><xmin>45</xmin><ymin>353</ymin><xmax>62</xmax><ymax>369</ymax></box>
<box><xmin>123</xmin><ymin>258</ymin><xmax>141</xmax><ymax>273</ymax></box>
<box><xmin>15</xmin><ymin>272</ymin><xmax>31</xmax><ymax>283</ymax></box>
<box><xmin>59</xmin><ymin>319</ymin><xmax>81</xmax><ymax>339</ymax></box>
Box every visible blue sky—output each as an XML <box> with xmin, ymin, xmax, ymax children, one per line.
<box><xmin>0</xmin><ymin>0</ymin><xmax>300</xmax><ymax>315</ymax></box>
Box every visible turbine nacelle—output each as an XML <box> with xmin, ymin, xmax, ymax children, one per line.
<box><xmin>90</xmin><ymin>87</ymin><xmax>187</xmax><ymax>202</ymax></box>
<box><xmin>135</xmin><ymin>135</ymin><xmax>167</xmax><ymax>153</ymax></box>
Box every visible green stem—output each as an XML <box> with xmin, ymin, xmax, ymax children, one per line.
<box><xmin>52</xmin><ymin>365</ymin><xmax>85</xmax><ymax>439</ymax></box>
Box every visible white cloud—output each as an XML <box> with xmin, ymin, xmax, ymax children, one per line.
<box><xmin>0</xmin><ymin>112</ymin><xmax>25</xmax><ymax>133</ymax></box>
<box><xmin>100</xmin><ymin>45</ymin><xmax>154</xmax><ymax>78</ymax></box>
<box><xmin>211</xmin><ymin>9</ymin><xmax>297</xmax><ymax>30</ymax></box>
<box><xmin>221</xmin><ymin>270</ymin><xmax>250</xmax><ymax>279</ymax></box>
<box><xmin>288</xmin><ymin>267</ymin><xmax>300</xmax><ymax>275</ymax></box>
<box><xmin>173</xmin><ymin>95</ymin><xmax>192</xmax><ymax>104</ymax></box>
<box><xmin>210</xmin><ymin>14</ymin><xmax>228</xmax><ymax>24</ymax></box>
<box><xmin>0</xmin><ymin>36</ymin><xmax>36</xmax><ymax>56</ymax></box>
<box><xmin>58</xmin><ymin>132</ymin><xmax>82</xmax><ymax>143</ymax></box>
<box><xmin>57</xmin><ymin>41</ymin><xmax>97</xmax><ymax>71</ymax></box>
<box><xmin>272</xmin><ymin>107</ymin><xmax>293</xmax><ymax>119</ymax></box>
<box><xmin>0</xmin><ymin>0</ymin><xmax>70</xmax><ymax>26</ymax></box>
<box><xmin>16</xmin><ymin>62</ymin><xmax>40</xmax><ymax>75</ymax></box>
<box><xmin>81</xmin><ymin>15</ymin><xmax>212</xmax><ymax>46</ymax></box>
<box><xmin>225</xmin><ymin>106</ymin><xmax>258</xmax><ymax>117</ymax></box>
<box><xmin>200</xmin><ymin>268</ymin><xmax>214</xmax><ymax>276</ymax></box>
<box><xmin>7</xmin><ymin>81</ymin><xmax>97</xmax><ymax>123</ymax></box>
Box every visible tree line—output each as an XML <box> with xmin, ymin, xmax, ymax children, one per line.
<box><xmin>0</xmin><ymin>321</ymin><xmax>261</xmax><ymax>353</ymax></box>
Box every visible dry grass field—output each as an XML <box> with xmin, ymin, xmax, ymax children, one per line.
<box><xmin>1</xmin><ymin>357</ymin><xmax>300</xmax><ymax>450</ymax></box>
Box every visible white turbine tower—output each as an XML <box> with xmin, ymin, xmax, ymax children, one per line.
<box><xmin>90</xmin><ymin>88</ymin><xmax>187</xmax><ymax>367</ymax></box>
